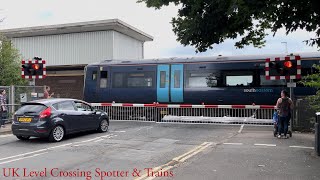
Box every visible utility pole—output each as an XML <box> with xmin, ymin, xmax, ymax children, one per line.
<box><xmin>281</xmin><ymin>42</ymin><xmax>288</xmax><ymax>54</ymax></box>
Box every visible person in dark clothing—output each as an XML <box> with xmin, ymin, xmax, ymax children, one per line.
<box><xmin>0</xmin><ymin>89</ymin><xmax>8</xmax><ymax>128</ymax></box>
<box><xmin>276</xmin><ymin>90</ymin><xmax>294</xmax><ymax>139</ymax></box>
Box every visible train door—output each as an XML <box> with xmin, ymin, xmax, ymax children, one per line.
<box><xmin>157</xmin><ymin>65</ymin><xmax>170</xmax><ymax>102</ymax></box>
<box><xmin>84</xmin><ymin>66</ymin><xmax>99</xmax><ymax>102</ymax></box>
<box><xmin>170</xmin><ymin>64</ymin><xmax>183</xmax><ymax>102</ymax></box>
<box><xmin>157</xmin><ymin>64</ymin><xmax>184</xmax><ymax>103</ymax></box>
<box><xmin>96</xmin><ymin>66</ymin><xmax>110</xmax><ymax>102</ymax></box>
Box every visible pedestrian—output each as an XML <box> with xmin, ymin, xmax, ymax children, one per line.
<box><xmin>276</xmin><ymin>90</ymin><xmax>293</xmax><ymax>139</ymax></box>
<box><xmin>0</xmin><ymin>89</ymin><xmax>8</xmax><ymax>128</ymax></box>
<box><xmin>44</xmin><ymin>86</ymin><xmax>54</xmax><ymax>99</ymax></box>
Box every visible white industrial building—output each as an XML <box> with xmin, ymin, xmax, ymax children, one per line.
<box><xmin>0</xmin><ymin>19</ymin><xmax>153</xmax><ymax>99</ymax></box>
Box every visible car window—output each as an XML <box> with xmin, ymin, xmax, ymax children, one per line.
<box><xmin>16</xmin><ymin>104</ymin><xmax>47</xmax><ymax>114</ymax></box>
<box><xmin>53</xmin><ymin>101</ymin><xmax>76</xmax><ymax>111</ymax></box>
<box><xmin>75</xmin><ymin>102</ymin><xmax>92</xmax><ymax>112</ymax></box>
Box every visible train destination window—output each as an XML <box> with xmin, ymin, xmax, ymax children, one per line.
<box><xmin>174</xmin><ymin>70</ymin><xmax>181</xmax><ymax>88</ymax></box>
<box><xmin>127</xmin><ymin>72</ymin><xmax>153</xmax><ymax>88</ymax></box>
<box><xmin>160</xmin><ymin>71</ymin><xmax>166</xmax><ymax>88</ymax></box>
<box><xmin>226</xmin><ymin>75</ymin><xmax>253</xmax><ymax>86</ymax></box>
<box><xmin>185</xmin><ymin>71</ymin><xmax>219</xmax><ymax>88</ymax></box>
<box><xmin>92</xmin><ymin>71</ymin><xmax>97</xmax><ymax>80</ymax></box>
<box><xmin>100</xmin><ymin>71</ymin><xmax>108</xmax><ymax>88</ymax></box>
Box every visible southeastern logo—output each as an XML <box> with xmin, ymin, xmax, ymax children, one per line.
<box><xmin>243</xmin><ymin>88</ymin><xmax>273</xmax><ymax>93</ymax></box>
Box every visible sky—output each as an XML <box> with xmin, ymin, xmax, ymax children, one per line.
<box><xmin>0</xmin><ymin>0</ymin><xmax>318</xmax><ymax>59</ymax></box>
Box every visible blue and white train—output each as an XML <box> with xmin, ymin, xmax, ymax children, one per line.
<box><xmin>83</xmin><ymin>52</ymin><xmax>320</xmax><ymax>105</ymax></box>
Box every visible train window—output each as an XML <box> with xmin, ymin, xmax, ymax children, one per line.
<box><xmin>113</xmin><ymin>73</ymin><xmax>125</xmax><ymax>88</ymax></box>
<box><xmin>174</xmin><ymin>70</ymin><xmax>181</xmax><ymax>88</ymax></box>
<box><xmin>226</xmin><ymin>75</ymin><xmax>253</xmax><ymax>86</ymax></box>
<box><xmin>92</xmin><ymin>71</ymin><xmax>97</xmax><ymax>81</ymax></box>
<box><xmin>100</xmin><ymin>71</ymin><xmax>108</xmax><ymax>88</ymax></box>
<box><xmin>160</xmin><ymin>71</ymin><xmax>166</xmax><ymax>88</ymax></box>
<box><xmin>127</xmin><ymin>72</ymin><xmax>153</xmax><ymax>88</ymax></box>
<box><xmin>185</xmin><ymin>71</ymin><xmax>219</xmax><ymax>88</ymax></box>
<box><xmin>260</xmin><ymin>76</ymin><xmax>286</xmax><ymax>86</ymax></box>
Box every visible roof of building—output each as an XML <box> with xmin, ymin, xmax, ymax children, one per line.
<box><xmin>88</xmin><ymin>52</ymin><xmax>320</xmax><ymax>66</ymax></box>
<box><xmin>0</xmin><ymin>19</ymin><xmax>153</xmax><ymax>42</ymax></box>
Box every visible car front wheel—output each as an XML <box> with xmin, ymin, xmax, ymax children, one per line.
<box><xmin>16</xmin><ymin>135</ymin><xmax>30</xmax><ymax>140</ymax></box>
<box><xmin>98</xmin><ymin>119</ymin><xmax>109</xmax><ymax>132</ymax></box>
<box><xmin>49</xmin><ymin>125</ymin><xmax>65</xmax><ymax>142</ymax></box>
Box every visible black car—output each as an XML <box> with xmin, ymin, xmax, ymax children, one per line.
<box><xmin>12</xmin><ymin>98</ymin><xmax>109</xmax><ymax>142</ymax></box>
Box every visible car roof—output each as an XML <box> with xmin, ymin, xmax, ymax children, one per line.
<box><xmin>22</xmin><ymin>98</ymin><xmax>85</xmax><ymax>106</ymax></box>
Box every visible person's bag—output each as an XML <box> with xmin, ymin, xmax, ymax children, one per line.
<box><xmin>273</xmin><ymin>111</ymin><xmax>278</xmax><ymax>123</ymax></box>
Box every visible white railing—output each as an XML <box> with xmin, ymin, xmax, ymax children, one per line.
<box><xmin>91</xmin><ymin>103</ymin><xmax>276</xmax><ymax>125</ymax></box>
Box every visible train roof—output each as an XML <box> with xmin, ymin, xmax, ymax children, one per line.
<box><xmin>87</xmin><ymin>52</ymin><xmax>320</xmax><ymax>66</ymax></box>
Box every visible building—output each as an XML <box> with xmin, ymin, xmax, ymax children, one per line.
<box><xmin>0</xmin><ymin>19</ymin><xmax>153</xmax><ymax>100</ymax></box>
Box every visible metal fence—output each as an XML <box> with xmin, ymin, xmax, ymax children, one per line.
<box><xmin>92</xmin><ymin>103</ymin><xmax>276</xmax><ymax>125</ymax></box>
<box><xmin>0</xmin><ymin>85</ymin><xmax>45</xmax><ymax>123</ymax></box>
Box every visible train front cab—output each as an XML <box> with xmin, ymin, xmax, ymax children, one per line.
<box><xmin>83</xmin><ymin>65</ymin><xmax>99</xmax><ymax>102</ymax></box>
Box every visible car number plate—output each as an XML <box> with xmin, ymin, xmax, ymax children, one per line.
<box><xmin>18</xmin><ymin>117</ymin><xmax>32</xmax><ymax>123</ymax></box>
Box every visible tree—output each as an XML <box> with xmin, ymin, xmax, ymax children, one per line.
<box><xmin>0</xmin><ymin>35</ymin><xmax>27</xmax><ymax>85</ymax></box>
<box><xmin>301</xmin><ymin>65</ymin><xmax>320</xmax><ymax>112</ymax></box>
<box><xmin>138</xmin><ymin>0</ymin><xmax>320</xmax><ymax>52</ymax></box>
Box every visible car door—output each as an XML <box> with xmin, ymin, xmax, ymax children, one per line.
<box><xmin>74</xmin><ymin>101</ymin><xmax>98</xmax><ymax>130</ymax></box>
<box><xmin>52</xmin><ymin>101</ymin><xmax>79</xmax><ymax>132</ymax></box>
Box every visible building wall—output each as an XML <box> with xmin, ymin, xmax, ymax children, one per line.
<box><xmin>113</xmin><ymin>31</ymin><xmax>143</xmax><ymax>60</ymax></box>
<box><xmin>35</xmin><ymin>75</ymin><xmax>84</xmax><ymax>100</ymax></box>
<box><xmin>12</xmin><ymin>31</ymin><xmax>115</xmax><ymax>66</ymax></box>
<box><xmin>11</xmin><ymin>30</ymin><xmax>144</xmax><ymax>66</ymax></box>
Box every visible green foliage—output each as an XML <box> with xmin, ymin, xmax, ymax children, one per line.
<box><xmin>301</xmin><ymin>65</ymin><xmax>320</xmax><ymax>88</ymax></box>
<box><xmin>0</xmin><ymin>35</ymin><xmax>27</xmax><ymax>86</ymax></box>
<box><xmin>301</xmin><ymin>64</ymin><xmax>320</xmax><ymax>112</ymax></box>
<box><xmin>304</xmin><ymin>91</ymin><xmax>320</xmax><ymax>112</ymax></box>
<box><xmin>138</xmin><ymin>0</ymin><xmax>320</xmax><ymax>52</ymax></box>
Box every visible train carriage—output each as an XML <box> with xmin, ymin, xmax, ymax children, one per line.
<box><xmin>84</xmin><ymin>52</ymin><xmax>320</xmax><ymax>105</ymax></box>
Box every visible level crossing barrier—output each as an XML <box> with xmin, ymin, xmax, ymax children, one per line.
<box><xmin>91</xmin><ymin>103</ymin><xmax>276</xmax><ymax>125</ymax></box>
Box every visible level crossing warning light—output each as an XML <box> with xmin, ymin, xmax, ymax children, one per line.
<box><xmin>21</xmin><ymin>57</ymin><xmax>46</xmax><ymax>79</ymax></box>
<box><xmin>265</xmin><ymin>56</ymin><xmax>301</xmax><ymax>80</ymax></box>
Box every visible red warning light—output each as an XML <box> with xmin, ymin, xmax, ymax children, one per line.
<box><xmin>283</xmin><ymin>61</ymin><xmax>292</xmax><ymax>68</ymax></box>
<box><xmin>32</xmin><ymin>64</ymin><xmax>40</xmax><ymax>70</ymax></box>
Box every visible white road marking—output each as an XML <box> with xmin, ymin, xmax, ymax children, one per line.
<box><xmin>77</xmin><ymin>137</ymin><xmax>102</xmax><ymax>143</ymax></box>
<box><xmin>0</xmin><ymin>152</ymin><xmax>48</xmax><ymax>165</ymax></box>
<box><xmin>136</xmin><ymin>142</ymin><xmax>213</xmax><ymax>180</ymax></box>
<box><xmin>0</xmin><ymin>134</ymin><xmax>13</xmax><ymax>138</ymax></box>
<box><xmin>0</xmin><ymin>134</ymin><xmax>115</xmax><ymax>164</ymax></box>
<box><xmin>109</xmin><ymin>131</ymin><xmax>126</xmax><ymax>133</ymax></box>
<box><xmin>0</xmin><ymin>148</ymin><xmax>48</xmax><ymax>162</ymax></box>
<box><xmin>48</xmin><ymin>143</ymin><xmax>73</xmax><ymax>149</ymax></box>
<box><xmin>94</xmin><ymin>139</ymin><xmax>104</xmax><ymax>143</ymax></box>
<box><xmin>73</xmin><ymin>144</ymin><xmax>85</xmax><ymax>147</ymax></box>
<box><xmin>289</xmin><ymin>146</ymin><xmax>314</xmax><ymax>149</ymax></box>
<box><xmin>254</xmin><ymin>143</ymin><xmax>276</xmax><ymax>147</ymax></box>
<box><xmin>223</xmin><ymin>143</ymin><xmax>243</xmax><ymax>145</ymax></box>
<box><xmin>238</xmin><ymin>124</ymin><xmax>244</xmax><ymax>133</ymax></box>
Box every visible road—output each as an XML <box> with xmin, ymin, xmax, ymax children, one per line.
<box><xmin>0</xmin><ymin>121</ymin><xmax>319</xmax><ymax>180</ymax></box>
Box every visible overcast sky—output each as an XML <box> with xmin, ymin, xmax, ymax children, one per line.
<box><xmin>0</xmin><ymin>0</ymin><xmax>318</xmax><ymax>59</ymax></box>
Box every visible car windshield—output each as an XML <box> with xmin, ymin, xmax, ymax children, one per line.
<box><xmin>15</xmin><ymin>104</ymin><xmax>47</xmax><ymax>114</ymax></box>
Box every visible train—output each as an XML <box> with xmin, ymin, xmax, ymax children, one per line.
<box><xmin>83</xmin><ymin>52</ymin><xmax>320</xmax><ymax>105</ymax></box>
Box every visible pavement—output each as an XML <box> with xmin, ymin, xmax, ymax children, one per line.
<box><xmin>0</xmin><ymin>121</ymin><xmax>319</xmax><ymax>180</ymax></box>
<box><xmin>0</xmin><ymin>123</ymin><xmax>12</xmax><ymax>135</ymax></box>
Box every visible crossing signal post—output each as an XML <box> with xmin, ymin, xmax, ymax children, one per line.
<box><xmin>265</xmin><ymin>56</ymin><xmax>301</xmax><ymax>79</ymax></box>
<box><xmin>265</xmin><ymin>55</ymin><xmax>301</xmax><ymax>133</ymax></box>
<box><xmin>21</xmin><ymin>58</ymin><xmax>46</xmax><ymax>79</ymax></box>
<box><xmin>21</xmin><ymin>57</ymin><xmax>46</xmax><ymax>88</ymax></box>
